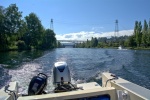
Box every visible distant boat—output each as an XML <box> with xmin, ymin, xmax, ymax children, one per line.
<box><xmin>118</xmin><ymin>45</ymin><xmax>127</xmax><ymax>50</ymax></box>
<box><xmin>118</xmin><ymin>45</ymin><xmax>123</xmax><ymax>50</ymax></box>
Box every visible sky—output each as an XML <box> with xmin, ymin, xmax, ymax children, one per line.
<box><xmin>1</xmin><ymin>0</ymin><xmax>150</xmax><ymax>40</ymax></box>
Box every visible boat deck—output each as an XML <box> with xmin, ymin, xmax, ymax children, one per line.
<box><xmin>102</xmin><ymin>72</ymin><xmax>150</xmax><ymax>100</ymax></box>
<box><xmin>1</xmin><ymin>72</ymin><xmax>150</xmax><ymax>100</ymax></box>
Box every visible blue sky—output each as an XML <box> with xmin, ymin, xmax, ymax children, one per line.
<box><xmin>1</xmin><ymin>0</ymin><xmax>150</xmax><ymax>40</ymax></box>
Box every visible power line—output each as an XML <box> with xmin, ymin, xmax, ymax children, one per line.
<box><xmin>54</xmin><ymin>19</ymin><xmax>112</xmax><ymax>26</ymax></box>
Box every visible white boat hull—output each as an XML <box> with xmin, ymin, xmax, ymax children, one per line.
<box><xmin>1</xmin><ymin>73</ymin><xmax>150</xmax><ymax>100</ymax></box>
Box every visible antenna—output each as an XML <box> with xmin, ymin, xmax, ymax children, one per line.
<box><xmin>115</xmin><ymin>20</ymin><xmax>119</xmax><ymax>37</ymax></box>
<box><xmin>50</xmin><ymin>19</ymin><xmax>54</xmax><ymax>31</ymax></box>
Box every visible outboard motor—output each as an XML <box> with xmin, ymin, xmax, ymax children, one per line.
<box><xmin>53</xmin><ymin>62</ymin><xmax>71</xmax><ymax>85</ymax></box>
<box><xmin>28</xmin><ymin>73</ymin><xmax>47</xmax><ymax>95</ymax></box>
<box><xmin>53</xmin><ymin>62</ymin><xmax>77</xmax><ymax>92</ymax></box>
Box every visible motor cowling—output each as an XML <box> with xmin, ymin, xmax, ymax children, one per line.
<box><xmin>28</xmin><ymin>73</ymin><xmax>47</xmax><ymax>95</ymax></box>
<box><xmin>53</xmin><ymin>62</ymin><xmax>71</xmax><ymax>85</ymax></box>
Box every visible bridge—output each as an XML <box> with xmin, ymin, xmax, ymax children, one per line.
<box><xmin>57</xmin><ymin>40</ymin><xmax>86</xmax><ymax>48</ymax></box>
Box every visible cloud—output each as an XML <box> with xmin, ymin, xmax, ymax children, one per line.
<box><xmin>56</xmin><ymin>30</ymin><xmax>134</xmax><ymax>41</ymax></box>
<box><xmin>64</xmin><ymin>34</ymin><xmax>72</xmax><ymax>38</ymax></box>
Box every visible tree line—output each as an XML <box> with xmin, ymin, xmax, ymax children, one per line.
<box><xmin>0</xmin><ymin>4</ymin><xmax>57</xmax><ymax>51</ymax></box>
<box><xmin>76</xmin><ymin>20</ymin><xmax>150</xmax><ymax>49</ymax></box>
<box><xmin>75</xmin><ymin>36</ymin><xmax>129</xmax><ymax>48</ymax></box>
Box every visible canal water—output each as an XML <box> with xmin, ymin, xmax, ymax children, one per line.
<box><xmin>0</xmin><ymin>48</ymin><xmax>150</xmax><ymax>93</ymax></box>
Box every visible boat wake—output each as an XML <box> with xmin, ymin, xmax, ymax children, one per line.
<box><xmin>9</xmin><ymin>63</ymin><xmax>43</xmax><ymax>94</ymax></box>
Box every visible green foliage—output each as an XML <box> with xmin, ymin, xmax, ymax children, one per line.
<box><xmin>127</xmin><ymin>35</ymin><xmax>136</xmax><ymax>47</ymax></box>
<box><xmin>142</xmin><ymin>20</ymin><xmax>148</xmax><ymax>47</ymax></box>
<box><xmin>76</xmin><ymin>20</ymin><xmax>150</xmax><ymax>49</ymax></box>
<box><xmin>134</xmin><ymin>21</ymin><xmax>142</xmax><ymax>47</ymax></box>
<box><xmin>76</xmin><ymin>36</ymin><xmax>129</xmax><ymax>48</ymax></box>
<box><xmin>39</xmin><ymin>29</ymin><xmax>56</xmax><ymax>49</ymax></box>
<box><xmin>17</xmin><ymin>40</ymin><xmax>26</xmax><ymax>50</ymax></box>
<box><xmin>57</xmin><ymin>41</ymin><xmax>61</xmax><ymax>48</ymax></box>
<box><xmin>0</xmin><ymin>6</ymin><xmax>9</xmax><ymax>51</ymax></box>
<box><xmin>147</xmin><ymin>20</ymin><xmax>150</xmax><ymax>46</ymax></box>
<box><xmin>5</xmin><ymin>4</ymin><xmax>22</xmax><ymax>35</ymax></box>
<box><xmin>0</xmin><ymin>4</ymin><xmax>57</xmax><ymax>51</ymax></box>
<box><xmin>133</xmin><ymin>20</ymin><xmax>150</xmax><ymax>48</ymax></box>
<box><xmin>91</xmin><ymin>37</ymin><xmax>98</xmax><ymax>47</ymax></box>
<box><xmin>25</xmin><ymin>13</ymin><xmax>43</xmax><ymax>48</ymax></box>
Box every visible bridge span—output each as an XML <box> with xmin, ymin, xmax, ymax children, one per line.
<box><xmin>57</xmin><ymin>40</ymin><xmax>86</xmax><ymax>48</ymax></box>
<box><xmin>58</xmin><ymin>40</ymin><xmax>85</xmax><ymax>43</ymax></box>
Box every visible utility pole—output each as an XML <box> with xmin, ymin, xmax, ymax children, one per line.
<box><xmin>50</xmin><ymin>19</ymin><xmax>54</xmax><ymax>31</ymax></box>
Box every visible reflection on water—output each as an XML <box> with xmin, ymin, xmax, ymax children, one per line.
<box><xmin>0</xmin><ymin>48</ymin><xmax>150</xmax><ymax>93</ymax></box>
<box><xmin>0</xmin><ymin>50</ymin><xmax>45</xmax><ymax>68</ymax></box>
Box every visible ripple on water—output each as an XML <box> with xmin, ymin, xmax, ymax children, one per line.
<box><xmin>1</xmin><ymin>48</ymin><xmax>150</xmax><ymax>92</ymax></box>
<box><xmin>9</xmin><ymin>63</ymin><xmax>43</xmax><ymax>94</ymax></box>
<box><xmin>0</xmin><ymin>65</ymin><xmax>11</xmax><ymax>88</ymax></box>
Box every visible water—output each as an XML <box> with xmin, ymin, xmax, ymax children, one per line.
<box><xmin>0</xmin><ymin>48</ymin><xmax>150</xmax><ymax>93</ymax></box>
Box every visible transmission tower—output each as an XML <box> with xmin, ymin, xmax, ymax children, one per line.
<box><xmin>50</xmin><ymin>19</ymin><xmax>54</xmax><ymax>31</ymax></box>
<box><xmin>114</xmin><ymin>20</ymin><xmax>119</xmax><ymax>37</ymax></box>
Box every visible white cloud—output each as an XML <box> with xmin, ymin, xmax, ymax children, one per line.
<box><xmin>56</xmin><ymin>30</ymin><xmax>134</xmax><ymax>41</ymax></box>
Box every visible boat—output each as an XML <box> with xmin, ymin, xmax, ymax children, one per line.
<box><xmin>118</xmin><ymin>45</ymin><xmax>127</xmax><ymax>50</ymax></box>
<box><xmin>0</xmin><ymin>61</ymin><xmax>150</xmax><ymax>100</ymax></box>
<box><xmin>118</xmin><ymin>45</ymin><xmax>123</xmax><ymax>50</ymax></box>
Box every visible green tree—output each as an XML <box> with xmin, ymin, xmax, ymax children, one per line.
<box><xmin>25</xmin><ymin>13</ymin><xmax>43</xmax><ymax>48</ymax></box>
<box><xmin>0</xmin><ymin>4</ymin><xmax>58</xmax><ymax>51</ymax></box>
<box><xmin>17</xmin><ymin>40</ymin><xmax>26</xmax><ymax>50</ymax></box>
<box><xmin>57</xmin><ymin>41</ymin><xmax>61</xmax><ymax>48</ymax></box>
<box><xmin>41</xmin><ymin>29</ymin><xmax>56</xmax><ymax>49</ymax></box>
<box><xmin>5</xmin><ymin>4</ymin><xmax>22</xmax><ymax>48</ymax></box>
<box><xmin>0</xmin><ymin>6</ymin><xmax>8</xmax><ymax>51</ymax></box>
<box><xmin>142</xmin><ymin>20</ymin><xmax>148</xmax><ymax>47</ymax></box>
<box><xmin>90</xmin><ymin>37</ymin><xmax>98</xmax><ymax>47</ymax></box>
<box><xmin>134</xmin><ymin>21</ymin><xmax>142</xmax><ymax>47</ymax></box>
<box><xmin>127</xmin><ymin>35</ymin><xmax>136</xmax><ymax>47</ymax></box>
<box><xmin>5</xmin><ymin>4</ymin><xmax>22</xmax><ymax>35</ymax></box>
<box><xmin>85</xmin><ymin>39</ymin><xmax>90</xmax><ymax>48</ymax></box>
<box><xmin>17</xmin><ymin>20</ymin><xmax>27</xmax><ymax>40</ymax></box>
<box><xmin>147</xmin><ymin>19</ymin><xmax>150</xmax><ymax>46</ymax></box>
<box><xmin>47</xmin><ymin>29</ymin><xmax>56</xmax><ymax>48</ymax></box>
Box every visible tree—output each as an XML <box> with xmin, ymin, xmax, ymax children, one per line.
<box><xmin>57</xmin><ymin>41</ymin><xmax>61</xmax><ymax>48</ymax></box>
<box><xmin>41</xmin><ymin>29</ymin><xmax>56</xmax><ymax>49</ymax></box>
<box><xmin>17</xmin><ymin>40</ymin><xmax>26</xmax><ymax>50</ymax></box>
<box><xmin>134</xmin><ymin>21</ymin><xmax>142</xmax><ymax>47</ymax></box>
<box><xmin>142</xmin><ymin>20</ymin><xmax>148</xmax><ymax>47</ymax></box>
<box><xmin>95</xmin><ymin>37</ymin><xmax>98</xmax><ymax>47</ymax></box>
<box><xmin>17</xmin><ymin>20</ymin><xmax>27</xmax><ymax>40</ymax></box>
<box><xmin>147</xmin><ymin>19</ymin><xmax>150</xmax><ymax>46</ymax></box>
<box><xmin>5</xmin><ymin>4</ymin><xmax>22</xmax><ymax>35</ymax></box>
<box><xmin>127</xmin><ymin>35</ymin><xmax>136</xmax><ymax>47</ymax></box>
<box><xmin>25</xmin><ymin>13</ymin><xmax>43</xmax><ymax>48</ymax></box>
<box><xmin>85</xmin><ymin>39</ymin><xmax>90</xmax><ymax>48</ymax></box>
<box><xmin>4</xmin><ymin>4</ymin><xmax>23</xmax><ymax>50</ymax></box>
<box><xmin>90</xmin><ymin>37</ymin><xmax>98</xmax><ymax>47</ymax></box>
<box><xmin>0</xmin><ymin>4</ymin><xmax>58</xmax><ymax>51</ymax></box>
<box><xmin>47</xmin><ymin>29</ymin><xmax>56</xmax><ymax>48</ymax></box>
<box><xmin>0</xmin><ymin>6</ymin><xmax>8</xmax><ymax>50</ymax></box>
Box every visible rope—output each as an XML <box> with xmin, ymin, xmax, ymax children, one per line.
<box><xmin>105</xmin><ymin>74</ymin><xmax>118</xmax><ymax>87</ymax></box>
<box><xmin>5</xmin><ymin>85</ymin><xmax>17</xmax><ymax>100</ymax></box>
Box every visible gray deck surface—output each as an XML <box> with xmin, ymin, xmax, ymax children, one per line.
<box><xmin>119</xmin><ymin>83</ymin><xmax>150</xmax><ymax>99</ymax></box>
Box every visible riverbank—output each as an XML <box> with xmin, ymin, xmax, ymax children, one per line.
<box><xmin>95</xmin><ymin>46</ymin><xmax>150</xmax><ymax>50</ymax></box>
